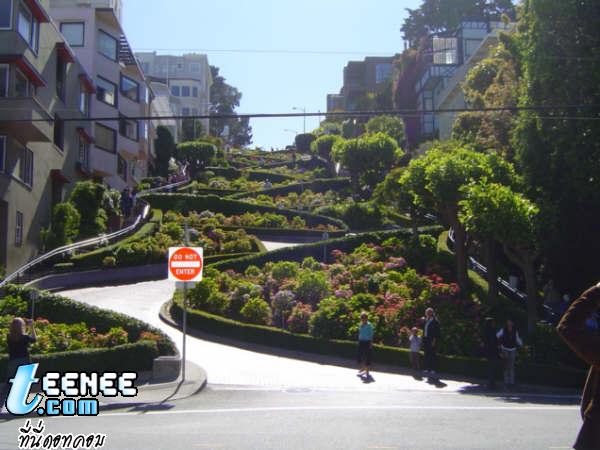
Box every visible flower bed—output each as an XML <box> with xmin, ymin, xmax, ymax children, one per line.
<box><xmin>180</xmin><ymin>235</ymin><xmax>485</xmax><ymax>357</ymax></box>
<box><xmin>0</xmin><ymin>286</ymin><xmax>176</xmax><ymax>378</ymax></box>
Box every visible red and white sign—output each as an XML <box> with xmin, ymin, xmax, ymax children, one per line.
<box><xmin>168</xmin><ymin>247</ymin><xmax>204</xmax><ymax>282</ymax></box>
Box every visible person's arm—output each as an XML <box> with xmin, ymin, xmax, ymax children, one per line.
<box><xmin>496</xmin><ymin>329</ymin><xmax>503</xmax><ymax>339</ymax></box>
<box><xmin>516</xmin><ymin>331</ymin><xmax>523</xmax><ymax>347</ymax></box>
<box><xmin>26</xmin><ymin>319</ymin><xmax>37</xmax><ymax>342</ymax></box>
<box><xmin>557</xmin><ymin>284</ymin><xmax>600</xmax><ymax>367</ymax></box>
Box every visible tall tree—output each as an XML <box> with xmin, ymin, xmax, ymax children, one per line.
<box><xmin>400</xmin><ymin>142</ymin><xmax>516</xmax><ymax>291</ymax></box>
<box><xmin>515</xmin><ymin>0</ymin><xmax>600</xmax><ymax>292</ymax></box>
<box><xmin>365</xmin><ymin>115</ymin><xmax>406</xmax><ymax>147</ymax></box>
<box><xmin>402</xmin><ymin>0</ymin><xmax>516</xmax><ymax>47</ymax></box>
<box><xmin>209</xmin><ymin>66</ymin><xmax>252</xmax><ymax>147</ymax></box>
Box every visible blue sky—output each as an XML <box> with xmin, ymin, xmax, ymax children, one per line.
<box><xmin>123</xmin><ymin>0</ymin><xmax>419</xmax><ymax>149</ymax></box>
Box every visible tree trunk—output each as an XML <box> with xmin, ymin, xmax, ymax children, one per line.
<box><xmin>453</xmin><ymin>221</ymin><xmax>469</xmax><ymax>292</ymax></box>
<box><xmin>484</xmin><ymin>239</ymin><xmax>499</xmax><ymax>305</ymax></box>
<box><xmin>523</xmin><ymin>262</ymin><xmax>538</xmax><ymax>335</ymax></box>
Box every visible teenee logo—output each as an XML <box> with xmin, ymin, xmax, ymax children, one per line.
<box><xmin>5</xmin><ymin>364</ymin><xmax>137</xmax><ymax>416</ymax></box>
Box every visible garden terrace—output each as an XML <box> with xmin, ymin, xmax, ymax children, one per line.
<box><xmin>168</xmin><ymin>228</ymin><xmax>586</xmax><ymax>387</ymax></box>
<box><xmin>0</xmin><ymin>285</ymin><xmax>176</xmax><ymax>379</ymax></box>
<box><xmin>68</xmin><ymin>208</ymin><xmax>265</xmax><ymax>270</ymax></box>
<box><xmin>228</xmin><ymin>178</ymin><xmax>351</xmax><ymax>200</ymax></box>
<box><xmin>142</xmin><ymin>194</ymin><xmax>349</xmax><ymax>235</ymax></box>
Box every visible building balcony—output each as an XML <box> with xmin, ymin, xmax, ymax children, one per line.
<box><xmin>414</xmin><ymin>64</ymin><xmax>458</xmax><ymax>94</ymax></box>
<box><xmin>0</xmin><ymin>97</ymin><xmax>52</xmax><ymax>143</ymax></box>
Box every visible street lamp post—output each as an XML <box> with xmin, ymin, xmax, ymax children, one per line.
<box><xmin>292</xmin><ymin>106</ymin><xmax>306</xmax><ymax>134</ymax></box>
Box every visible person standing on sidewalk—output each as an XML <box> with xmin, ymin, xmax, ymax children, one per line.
<box><xmin>483</xmin><ymin>317</ymin><xmax>500</xmax><ymax>390</ymax></box>
<box><xmin>408</xmin><ymin>327</ymin><xmax>422</xmax><ymax>376</ymax></box>
<box><xmin>496</xmin><ymin>319</ymin><xmax>523</xmax><ymax>389</ymax></box>
<box><xmin>557</xmin><ymin>282</ymin><xmax>600</xmax><ymax>450</ymax></box>
<box><xmin>357</xmin><ymin>312</ymin><xmax>374</xmax><ymax>381</ymax></box>
<box><xmin>423</xmin><ymin>308</ymin><xmax>441</xmax><ymax>381</ymax></box>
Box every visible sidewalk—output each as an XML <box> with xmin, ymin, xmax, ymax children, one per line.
<box><xmin>0</xmin><ymin>361</ymin><xmax>207</xmax><ymax>418</ymax></box>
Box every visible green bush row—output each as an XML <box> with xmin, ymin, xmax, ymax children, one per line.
<box><xmin>227</xmin><ymin>178</ymin><xmax>351</xmax><ymax>200</ymax></box>
<box><xmin>0</xmin><ymin>341</ymin><xmax>159</xmax><ymax>380</ymax></box>
<box><xmin>1</xmin><ymin>285</ymin><xmax>176</xmax><ymax>357</ymax></box>
<box><xmin>205</xmin><ymin>167</ymin><xmax>296</xmax><ymax>183</ymax></box>
<box><xmin>178</xmin><ymin>186</ymin><xmax>240</xmax><ymax>196</ymax></box>
<box><xmin>170</xmin><ymin>300</ymin><xmax>585</xmax><ymax>388</ymax></box>
<box><xmin>219</xmin><ymin>226</ymin><xmax>346</xmax><ymax>239</ymax></box>
<box><xmin>141</xmin><ymin>193</ymin><xmax>349</xmax><ymax>230</ymax></box>
<box><xmin>208</xmin><ymin>227</ymin><xmax>443</xmax><ymax>273</ymax></box>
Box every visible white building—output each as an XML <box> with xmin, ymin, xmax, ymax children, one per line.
<box><xmin>49</xmin><ymin>0</ymin><xmax>153</xmax><ymax>190</ymax></box>
<box><xmin>135</xmin><ymin>52</ymin><xmax>212</xmax><ymax>139</ymax></box>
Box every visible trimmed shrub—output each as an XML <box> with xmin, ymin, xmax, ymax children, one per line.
<box><xmin>46</xmin><ymin>202</ymin><xmax>81</xmax><ymax>249</ymax></box>
<box><xmin>69</xmin><ymin>181</ymin><xmax>107</xmax><ymax>237</ymax></box>
<box><xmin>296</xmin><ymin>271</ymin><xmax>330</xmax><ymax>306</ymax></box>
<box><xmin>287</xmin><ymin>302</ymin><xmax>312</xmax><ymax>334</ymax></box>
<box><xmin>295</xmin><ymin>133</ymin><xmax>317</xmax><ymax>153</ymax></box>
<box><xmin>240</xmin><ymin>297</ymin><xmax>272</xmax><ymax>325</ymax></box>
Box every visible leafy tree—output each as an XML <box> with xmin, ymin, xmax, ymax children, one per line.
<box><xmin>310</xmin><ymin>135</ymin><xmax>342</xmax><ymax>165</ymax></box>
<box><xmin>401</xmin><ymin>0</ymin><xmax>516</xmax><ymax>47</ymax></box>
<box><xmin>45</xmin><ymin>202</ymin><xmax>81</xmax><ymax>249</ymax></box>
<box><xmin>332</xmin><ymin>133</ymin><xmax>402</xmax><ymax>196</ymax></box>
<box><xmin>515</xmin><ymin>0</ymin><xmax>600</xmax><ymax>292</ymax></box>
<box><xmin>176</xmin><ymin>141</ymin><xmax>216</xmax><ymax>177</ymax></box>
<box><xmin>294</xmin><ymin>133</ymin><xmax>316</xmax><ymax>153</ymax></box>
<box><xmin>154</xmin><ymin>126</ymin><xmax>176</xmax><ymax>177</ymax></box>
<box><xmin>365</xmin><ymin>115</ymin><xmax>406</xmax><ymax>146</ymax></box>
<box><xmin>314</xmin><ymin>120</ymin><xmax>342</xmax><ymax>136</ymax></box>
<box><xmin>69</xmin><ymin>181</ymin><xmax>107</xmax><ymax>237</ymax></box>
<box><xmin>209</xmin><ymin>66</ymin><xmax>253</xmax><ymax>147</ymax></box>
<box><xmin>400</xmin><ymin>142</ymin><xmax>516</xmax><ymax>290</ymax></box>
<box><xmin>460</xmin><ymin>182</ymin><xmax>541</xmax><ymax>332</ymax></box>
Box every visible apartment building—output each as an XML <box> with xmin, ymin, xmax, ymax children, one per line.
<box><xmin>0</xmin><ymin>0</ymin><xmax>94</xmax><ymax>273</ymax></box>
<box><xmin>414</xmin><ymin>20</ymin><xmax>512</xmax><ymax>140</ymax></box>
<box><xmin>49</xmin><ymin>0</ymin><xmax>153</xmax><ymax>191</ymax></box>
<box><xmin>149</xmin><ymin>78</ymin><xmax>181</xmax><ymax>143</ymax></box>
<box><xmin>326</xmin><ymin>56</ymin><xmax>395</xmax><ymax>113</ymax></box>
<box><xmin>135</xmin><ymin>52</ymin><xmax>212</xmax><ymax>139</ymax></box>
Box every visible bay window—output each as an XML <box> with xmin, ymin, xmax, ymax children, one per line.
<box><xmin>98</xmin><ymin>30</ymin><xmax>117</xmax><ymax>60</ymax></box>
<box><xmin>17</xmin><ymin>2</ymin><xmax>39</xmax><ymax>52</ymax></box>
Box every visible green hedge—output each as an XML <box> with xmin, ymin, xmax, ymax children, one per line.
<box><xmin>178</xmin><ymin>186</ymin><xmax>240</xmax><ymax>196</ymax></box>
<box><xmin>0</xmin><ymin>341</ymin><xmax>159</xmax><ymax>380</ymax></box>
<box><xmin>205</xmin><ymin>167</ymin><xmax>296</xmax><ymax>183</ymax></box>
<box><xmin>220</xmin><ymin>226</ymin><xmax>346</xmax><ymax>239</ymax></box>
<box><xmin>170</xmin><ymin>300</ymin><xmax>585</xmax><ymax>388</ymax></box>
<box><xmin>209</xmin><ymin>227</ymin><xmax>443</xmax><ymax>273</ymax></box>
<box><xmin>1</xmin><ymin>285</ymin><xmax>176</xmax><ymax>357</ymax></box>
<box><xmin>141</xmin><ymin>193</ymin><xmax>349</xmax><ymax>230</ymax></box>
<box><xmin>70</xmin><ymin>210</ymin><xmax>161</xmax><ymax>269</ymax></box>
<box><xmin>227</xmin><ymin>178</ymin><xmax>351</xmax><ymax>200</ymax></box>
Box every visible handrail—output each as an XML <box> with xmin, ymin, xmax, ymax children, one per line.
<box><xmin>0</xmin><ymin>178</ymin><xmax>190</xmax><ymax>288</ymax></box>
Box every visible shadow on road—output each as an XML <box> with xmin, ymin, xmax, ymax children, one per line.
<box><xmin>458</xmin><ymin>384</ymin><xmax>581</xmax><ymax>405</ymax></box>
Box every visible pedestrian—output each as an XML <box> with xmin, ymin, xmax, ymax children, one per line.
<box><xmin>357</xmin><ymin>312</ymin><xmax>374</xmax><ymax>380</ymax></box>
<box><xmin>423</xmin><ymin>307</ymin><xmax>441</xmax><ymax>381</ymax></box>
<box><xmin>131</xmin><ymin>187</ymin><xmax>138</xmax><ymax>216</ymax></box>
<box><xmin>496</xmin><ymin>319</ymin><xmax>523</xmax><ymax>389</ymax></box>
<box><xmin>408</xmin><ymin>327</ymin><xmax>422</xmax><ymax>375</ymax></box>
<box><xmin>263</xmin><ymin>179</ymin><xmax>273</xmax><ymax>190</ymax></box>
<box><xmin>483</xmin><ymin>317</ymin><xmax>500</xmax><ymax>390</ymax></box>
<box><xmin>1</xmin><ymin>317</ymin><xmax>37</xmax><ymax>412</ymax></box>
<box><xmin>119</xmin><ymin>188</ymin><xmax>132</xmax><ymax>219</ymax></box>
<box><xmin>557</xmin><ymin>282</ymin><xmax>600</xmax><ymax>450</ymax></box>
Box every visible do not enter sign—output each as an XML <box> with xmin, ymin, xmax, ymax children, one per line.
<box><xmin>168</xmin><ymin>247</ymin><xmax>204</xmax><ymax>282</ymax></box>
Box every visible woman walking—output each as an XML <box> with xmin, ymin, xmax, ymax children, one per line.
<box><xmin>357</xmin><ymin>312</ymin><xmax>374</xmax><ymax>381</ymax></box>
<box><xmin>423</xmin><ymin>308</ymin><xmax>441</xmax><ymax>381</ymax></box>
<box><xmin>496</xmin><ymin>319</ymin><xmax>523</xmax><ymax>389</ymax></box>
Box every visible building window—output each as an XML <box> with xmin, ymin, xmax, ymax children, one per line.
<box><xmin>56</xmin><ymin>57</ymin><xmax>67</xmax><ymax>101</ymax></box>
<box><xmin>191</xmin><ymin>108</ymin><xmax>198</xmax><ymax>116</ymax></box>
<box><xmin>15</xmin><ymin>211</ymin><xmax>23</xmax><ymax>247</ymax></box>
<box><xmin>120</xmin><ymin>75</ymin><xmax>139</xmax><ymax>102</ymax></box>
<box><xmin>0</xmin><ymin>135</ymin><xmax>5</xmax><ymax>172</ymax></box>
<box><xmin>190</xmin><ymin>63</ymin><xmax>201</xmax><ymax>73</ymax></box>
<box><xmin>119</xmin><ymin>115</ymin><xmax>138</xmax><ymax>141</ymax></box>
<box><xmin>17</xmin><ymin>2</ymin><xmax>38</xmax><ymax>52</ymax></box>
<box><xmin>79</xmin><ymin>85</ymin><xmax>89</xmax><ymax>116</ymax></box>
<box><xmin>375</xmin><ymin>63</ymin><xmax>392</xmax><ymax>84</ymax></box>
<box><xmin>182</xmin><ymin>86</ymin><xmax>190</xmax><ymax>97</ymax></box>
<box><xmin>95</xmin><ymin>123</ymin><xmax>116</xmax><ymax>153</ymax></box>
<box><xmin>0</xmin><ymin>0</ymin><xmax>12</xmax><ymax>29</ymax></box>
<box><xmin>171</xmin><ymin>85</ymin><xmax>180</xmax><ymax>96</ymax></box>
<box><xmin>15</xmin><ymin>68</ymin><xmax>33</xmax><ymax>97</ymax></box>
<box><xmin>192</xmin><ymin>87</ymin><xmax>198</xmax><ymax>97</ymax></box>
<box><xmin>53</xmin><ymin>114</ymin><xmax>64</xmax><ymax>150</ymax></box>
<box><xmin>117</xmin><ymin>154</ymin><xmax>127</xmax><ymax>181</ymax></box>
<box><xmin>78</xmin><ymin>135</ymin><xmax>89</xmax><ymax>169</ymax></box>
<box><xmin>182</xmin><ymin>107</ymin><xmax>190</xmax><ymax>116</ymax></box>
<box><xmin>0</xmin><ymin>65</ymin><xmax>7</xmax><ymax>97</ymax></box>
<box><xmin>98</xmin><ymin>30</ymin><xmax>117</xmax><ymax>60</ymax></box>
<box><xmin>60</xmin><ymin>22</ymin><xmax>84</xmax><ymax>47</ymax></box>
<box><xmin>18</xmin><ymin>147</ymin><xmax>33</xmax><ymax>187</ymax></box>
<box><xmin>96</xmin><ymin>76</ymin><xmax>117</xmax><ymax>106</ymax></box>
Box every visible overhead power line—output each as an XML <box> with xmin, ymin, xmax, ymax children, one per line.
<box><xmin>2</xmin><ymin>105</ymin><xmax>600</xmax><ymax>123</ymax></box>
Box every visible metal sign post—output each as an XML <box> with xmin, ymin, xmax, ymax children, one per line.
<box><xmin>182</xmin><ymin>221</ymin><xmax>189</xmax><ymax>382</ymax></box>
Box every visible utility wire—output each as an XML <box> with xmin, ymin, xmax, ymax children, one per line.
<box><xmin>4</xmin><ymin>104</ymin><xmax>600</xmax><ymax>123</ymax></box>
